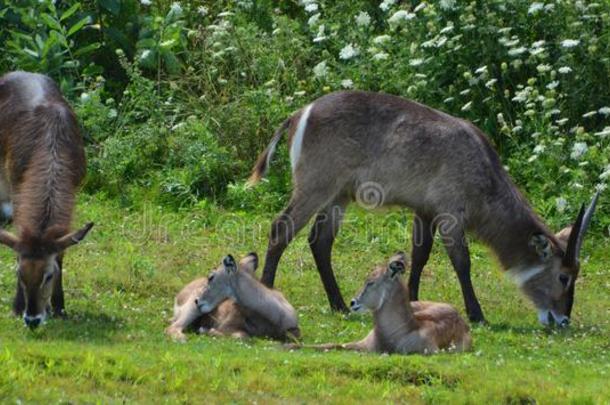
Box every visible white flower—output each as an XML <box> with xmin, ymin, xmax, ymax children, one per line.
<box><xmin>508</xmin><ymin>47</ymin><xmax>527</xmax><ymax>56</ymax></box>
<box><xmin>594</xmin><ymin>127</ymin><xmax>610</xmax><ymax>138</ymax></box>
<box><xmin>304</xmin><ymin>2</ymin><xmax>318</xmax><ymax>13</ymax></box>
<box><xmin>475</xmin><ymin>66</ymin><xmax>488</xmax><ymax>75</ymax></box>
<box><xmin>140</xmin><ymin>0</ymin><xmax>151</xmax><ymax>6</ymax></box>
<box><xmin>339</xmin><ymin>43</ymin><xmax>359</xmax><ymax>60</ymax></box>
<box><xmin>140</xmin><ymin>49</ymin><xmax>151</xmax><ymax>60</ymax></box>
<box><xmin>308</xmin><ymin>13</ymin><xmax>320</xmax><ymax>26</ymax></box>
<box><xmin>596</xmin><ymin>183</ymin><xmax>608</xmax><ymax>192</ymax></box>
<box><xmin>546</xmin><ymin>81</ymin><xmax>559</xmax><ymax>90</ymax></box>
<box><xmin>536</xmin><ymin>63</ymin><xmax>551</xmax><ymax>73</ymax></box>
<box><xmin>600</xmin><ymin>164</ymin><xmax>610</xmax><ymax>180</ymax></box>
<box><xmin>532</xmin><ymin>40</ymin><xmax>546</xmax><ymax>48</ymax></box>
<box><xmin>570</xmin><ymin>142</ymin><xmax>588</xmax><ymax>159</ymax></box>
<box><xmin>533</xmin><ymin>144</ymin><xmax>546</xmax><ymax>154</ymax></box>
<box><xmin>313</xmin><ymin>61</ymin><xmax>328</xmax><ymax>78</ymax></box>
<box><xmin>555</xmin><ymin>197</ymin><xmax>568</xmax><ymax>213</ymax></box>
<box><xmin>414</xmin><ymin>3</ymin><xmax>427</xmax><ymax>12</ymax></box>
<box><xmin>598</xmin><ymin>106</ymin><xmax>610</xmax><ymax>116</ymax></box>
<box><xmin>341</xmin><ymin>79</ymin><xmax>353</xmax><ymax>89</ymax></box>
<box><xmin>170</xmin><ymin>2</ymin><xmax>182</xmax><ymax>15</ymax></box>
<box><xmin>439</xmin><ymin>0</ymin><xmax>456</xmax><ymax>10</ymax></box>
<box><xmin>388</xmin><ymin>10</ymin><xmax>415</xmax><ymax>25</ymax></box>
<box><xmin>294</xmin><ymin>90</ymin><xmax>306</xmax><ymax>97</ymax></box>
<box><xmin>313</xmin><ymin>24</ymin><xmax>326</xmax><ymax>42</ymax></box>
<box><xmin>582</xmin><ymin>111</ymin><xmax>597</xmax><ymax>118</ymax></box>
<box><xmin>373</xmin><ymin>52</ymin><xmax>389</xmax><ymax>61</ymax></box>
<box><xmin>556</xmin><ymin>118</ymin><xmax>569</xmax><ymax>126</ymax></box>
<box><xmin>379</xmin><ymin>0</ymin><xmax>397</xmax><ymax>12</ymax></box>
<box><xmin>485</xmin><ymin>79</ymin><xmax>497</xmax><ymax>88</ymax></box>
<box><xmin>561</xmin><ymin>39</ymin><xmax>580</xmax><ymax>48</ymax></box>
<box><xmin>461</xmin><ymin>101</ymin><xmax>473</xmax><ymax>111</ymax></box>
<box><xmin>80</xmin><ymin>92</ymin><xmax>90</xmax><ymax>102</ymax></box>
<box><xmin>108</xmin><ymin>108</ymin><xmax>118</xmax><ymax>119</ymax></box>
<box><xmin>409</xmin><ymin>58</ymin><xmax>424</xmax><ymax>67</ymax></box>
<box><xmin>373</xmin><ymin>35</ymin><xmax>391</xmax><ymax>44</ymax></box>
<box><xmin>528</xmin><ymin>2</ymin><xmax>544</xmax><ymax>14</ymax></box>
<box><xmin>558</xmin><ymin>66</ymin><xmax>572</xmax><ymax>74</ymax></box>
<box><xmin>355</xmin><ymin>11</ymin><xmax>371</xmax><ymax>27</ymax></box>
<box><xmin>197</xmin><ymin>6</ymin><xmax>208</xmax><ymax>15</ymax></box>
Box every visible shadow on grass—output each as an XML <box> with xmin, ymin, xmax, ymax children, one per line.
<box><xmin>23</xmin><ymin>311</ymin><xmax>124</xmax><ymax>342</ymax></box>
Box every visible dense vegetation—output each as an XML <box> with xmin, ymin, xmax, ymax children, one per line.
<box><xmin>0</xmin><ymin>0</ymin><xmax>609</xmax><ymax>403</ymax></box>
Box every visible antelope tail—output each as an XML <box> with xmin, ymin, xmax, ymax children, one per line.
<box><xmin>247</xmin><ymin>117</ymin><xmax>292</xmax><ymax>186</ymax></box>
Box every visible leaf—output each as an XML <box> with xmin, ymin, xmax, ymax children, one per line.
<box><xmin>74</xmin><ymin>42</ymin><xmax>101</xmax><ymax>57</ymax></box>
<box><xmin>98</xmin><ymin>0</ymin><xmax>120</xmax><ymax>16</ymax></box>
<box><xmin>23</xmin><ymin>48</ymin><xmax>40</xmax><ymax>59</ymax></box>
<box><xmin>40</xmin><ymin>13</ymin><xmax>62</xmax><ymax>31</ymax></box>
<box><xmin>67</xmin><ymin>16</ymin><xmax>91</xmax><ymax>37</ymax></box>
<box><xmin>60</xmin><ymin>3</ymin><xmax>81</xmax><ymax>21</ymax></box>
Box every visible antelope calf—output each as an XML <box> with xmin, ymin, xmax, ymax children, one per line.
<box><xmin>248</xmin><ymin>90</ymin><xmax>600</xmax><ymax>326</ymax></box>
<box><xmin>166</xmin><ymin>254</ymin><xmax>257</xmax><ymax>342</ymax></box>
<box><xmin>288</xmin><ymin>253</ymin><xmax>471</xmax><ymax>355</ymax></box>
<box><xmin>167</xmin><ymin>253</ymin><xmax>300</xmax><ymax>341</ymax></box>
<box><xmin>0</xmin><ymin>71</ymin><xmax>93</xmax><ymax>328</ymax></box>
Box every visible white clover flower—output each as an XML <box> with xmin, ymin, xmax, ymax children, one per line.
<box><xmin>555</xmin><ymin>197</ymin><xmax>568</xmax><ymax>212</ymax></box>
<box><xmin>379</xmin><ymin>0</ymin><xmax>397</xmax><ymax>12</ymax></box>
<box><xmin>388</xmin><ymin>10</ymin><xmax>415</xmax><ymax>25</ymax></box>
<box><xmin>355</xmin><ymin>11</ymin><xmax>371</xmax><ymax>27</ymax></box>
<box><xmin>558</xmin><ymin>66</ymin><xmax>572</xmax><ymax>74</ymax></box>
<box><xmin>409</xmin><ymin>58</ymin><xmax>424</xmax><ymax>67</ymax></box>
<box><xmin>108</xmin><ymin>108</ymin><xmax>118</xmax><ymax>119</ymax></box>
<box><xmin>197</xmin><ymin>6</ymin><xmax>208</xmax><ymax>15</ymax></box>
<box><xmin>170</xmin><ymin>2</ymin><xmax>182</xmax><ymax>15</ymax></box>
<box><xmin>341</xmin><ymin>79</ymin><xmax>354</xmax><ymax>89</ymax></box>
<box><xmin>373</xmin><ymin>35</ymin><xmax>391</xmax><ymax>44</ymax></box>
<box><xmin>528</xmin><ymin>2</ymin><xmax>544</xmax><ymax>14</ymax></box>
<box><xmin>439</xmin><ymin>0</ymin><xmax>456</xmax><ymax>10</ymax></box>
<box><xmin>141</xmin><ymin>0</ymin><xmax>151</xmax><ymax>6</ymax></box>
<box><xmin>373</xmin><ymin>52</ymin><xmax>389</xmax><ymax>61</ymax></box>
<box><xmin>304</xmin><ymin>2</ymin><xmax>318</xmax><ymax>13</ymax></box>
<box><xmin>308</xmin><ymin>13</ymin><xmax>320</xmax><ymax>26</ymax></box>
<box><xmin>570</xmin><ymin>142</ymin><xmax>588</xmax><ymax>159</ymax></box>
<box><xmin>313</xmin><ymin>61</ymin><xmax>328</xmax><ymax>78</ymax></box>
<box><xmin>561</xmin><ymin>39</ymin><xmax>580</xmax><ymax>48</ymax></box>
<box><xmin>339</xmin><ymin>43</ymin><xmax>359</xmax><ymax>60</ymax></box>
<box><xmin>508</xmin><ymin>47</ymin><xmax>527</xmax><ymax>56</ymax></box>
<box><xmin>598</xmin><ymin>106</ymin><xmax>610</xmax><ymax>116</ymax></box>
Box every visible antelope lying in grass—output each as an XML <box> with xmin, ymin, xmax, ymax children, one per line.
<box><xmin>248</xmin><ymin>90</ymin><xmax>600</xmax><ymax>326</ymax></box>
<box><xmin>166</xmin><ymin>253</ymin><xmax>300</xmax><ymax>341</ymax></box>
<box><xmin>0</xmin><ymin>71</ymin><xmax>93</xmax><ymax>329</ymax></box>
<box><xmin>287</xmin><ymin>253</ymin><xmax>471</xmax><ymax>354</ymax></box>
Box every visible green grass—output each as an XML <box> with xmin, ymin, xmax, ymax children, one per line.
<box><xmin>0</xmin><ymin>194</ymin><xmax>608</xmax><ymax>403</ymax></box>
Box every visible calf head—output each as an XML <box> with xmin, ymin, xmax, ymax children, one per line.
<box><xmin>0</xmin><ymin>222</ymin><xmax>93</xmax><ymax>328</ymax></box>
<box><xmin>350</xmin><ymin>252</ymin><xmax>406</xmax><ymax>313</ymax></box>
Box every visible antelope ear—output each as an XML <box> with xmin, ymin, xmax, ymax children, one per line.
<box><xmin>529</xmin><ymin>233</ymin><xmax>552</xmax><ymax>261</ymax></box>
<box><xmin>388</xmin><ymin>252</ymin><xmax>406</xmax><ymax>277</ymax></box>
<box><xmin>239</xmin><ymin>252</ymin><xmax>258</xmax><ymax>274</ymax></box>
<box><xmin>55</xmin><ymin>222</ymin><xmax>94</xmax><ymax>251</ymax></box>
<box><xmin>554</xmin><ymin>226</ymin><xmax>573</xmax><ymax>248</ymax></box>
<box><xmin>222</xmin><ymin>254</ymin><xmax>237</xmax><ymax>274</ymax></box>
<box><xmin>0</xmin><ymin>229</ymin><xmax>19</xmax><ymax>251</ymax></box>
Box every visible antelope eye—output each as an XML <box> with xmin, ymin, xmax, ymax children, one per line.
<box><xmin>43</xmin><ymin>272</ymin><xmax>54</xmax><ymax>284</ymax></box>
<box><xmin>558</xmin><ymin>274</ymin><xmax>570</xmax><ymax>288</ymax></box>
<box><xmin>366</xmin><ymin>281</ymin><xmax>374</xmax><ymax>287</ymax></box>
<box><xmin>208</xmin><ymin>274</ymin><xmax>215</xmax><ymax>283</ymax></box>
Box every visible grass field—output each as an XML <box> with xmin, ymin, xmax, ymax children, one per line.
<box><xmin>0</xmin><ymin>194</ymin><xmax>608</xmax><ymax>403</ymax></box>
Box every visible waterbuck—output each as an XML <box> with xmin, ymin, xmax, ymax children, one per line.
<box><xmin>0</xmin><ymin>71</ymin><xmax>93</xmax><ymax>328</ymax></box>
<box><xmin>248</xmin><ymin>90</ymin><xmax>600</xmax><ymax>325</ymax></box>
<box><xmin>166</xmin><ymin>254</ymin><xmax>258</xmax><ymax>341</ymax></box>
<box><xmin>195</xmin><ymin>253</ymin><xmax>300</xmax><ymax>340</ymax></box>
<box><xmin>287</xmin><ymin>253</ymin><xmax>471</xmax><ymax>354</ymax></box>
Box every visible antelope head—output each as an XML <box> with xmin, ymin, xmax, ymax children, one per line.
<box><xmin>350</xmin><ymin>252</ymin><xmax>406</xmax><ymax>313</ymax></box>
<box><xmin>0</xmin><ymin>222</ymin><xmax>94</xmax><ymax>328</ymax></box>
<box><xmin>519</xmin><ymin>192</ymin><xmax>599</xmax><ymax>327</ymax></box>
<box><xmin>195</xmin><ymin>252</ymin><xmax>258</xmax><ymax>314</ymax></box>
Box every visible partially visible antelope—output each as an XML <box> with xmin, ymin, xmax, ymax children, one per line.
<box><xmin>287</xmin><ymin>253</ymin><xmax>471</xmax><ymax>354</ymax></box>
<box><xmin>166</xmin><ymin>254</ymin><xmax>258</xmax><ymax>341</ymax></box>
<box><xmin>0</xmin><ymin>71</ymin><xmax>93</xmax><ymax>328</ymax></box>
<box><xmin>248</xmin><ymin>90</ymin><xmax>600</xmax><ymax>325</ymax></box>
<box><xmin>195</xmin><ymin>253</ymin><xmax>300</xmax><ymax>340</ymax></box>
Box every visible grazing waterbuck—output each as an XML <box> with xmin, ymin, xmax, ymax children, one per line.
<box><xmin>195</xmin><ymin>253</ymin><xmax>300</xmax><ymax>340</ymax></box>
<box><xmin>0</xmin><ymin>71</ymin><xmax>93</xmax><ymax>328</ymax></box>
<box><xmin>248</xmin><ymin>90</ymin><xmax>599</xmax><ymax>325</ymax></box>
<box><xmin>287</xmin><ymin>253</ymin><xmax>471</xmax><ymax>354</ymax></box>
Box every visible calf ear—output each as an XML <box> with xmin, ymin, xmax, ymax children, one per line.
<box><xmin>529</xmin><ymin>233</ymin><xmax>552</xmax><ymax>261</ymax></box>
<box><xmin>388</xmin><ymin>252</ymin><xmax>406</xmax><ymax>277</ymax></box>
<box><xmin>239</xmin><ymin>252</ymin><xmax>258</xmax><ymax>274</ymax></box>
<box><xmin>55</xmin><ymin>222</ymin><xmax>94</xmax><ymax>251</ymax></box>
<box><xmin>0</xmin><ymin>229</ymin><xmax>19</xmax><ymax>251</ymax></box>
<box><xmin>223</xmin><ymin>254</ymin><xmax>237</xmax><ymax>274</ymax></box>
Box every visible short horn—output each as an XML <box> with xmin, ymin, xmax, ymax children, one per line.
<box><xmin>0</xmin><ymin>229</ymin><xmax>19</xmax><ymax>251</ymax></box>
<box><xmin>55</xmin><ymin>222</ymin><xmax>94</xmax><ymax>251</ymax></box>
<box><xmin>564</xmin><ymin>191</ymin><xmax>600</xmax><ymax>267</ymax></box>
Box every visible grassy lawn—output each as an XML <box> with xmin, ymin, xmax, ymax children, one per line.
<box><xmin>0</xmin><ymin>194</ymin><xmax>608</xmax><ymax>403</ymax></box>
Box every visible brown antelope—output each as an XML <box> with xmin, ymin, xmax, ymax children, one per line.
<box><xmin>287</xmin><ymin>253</ymin><xmax>471</xmax><ymax>354</ymax></box>
<box><xmin>248</xmin><ymin>90</ymin><xmax>600</xmax><ymax>325</ymax></box>
<box><xmin>0</xmin><ymin>71</ymin><xmax>93</xmax><ymax>328</ymax></box>
<box><xmin>166</xmin><ymin>254</ymin><xmax>257</xmax><ymax>342</ymax></box>
<box><xmin>195</xmin><ymin>253</ymin><xmax>300</xmax><ymax>340</ymax></box>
